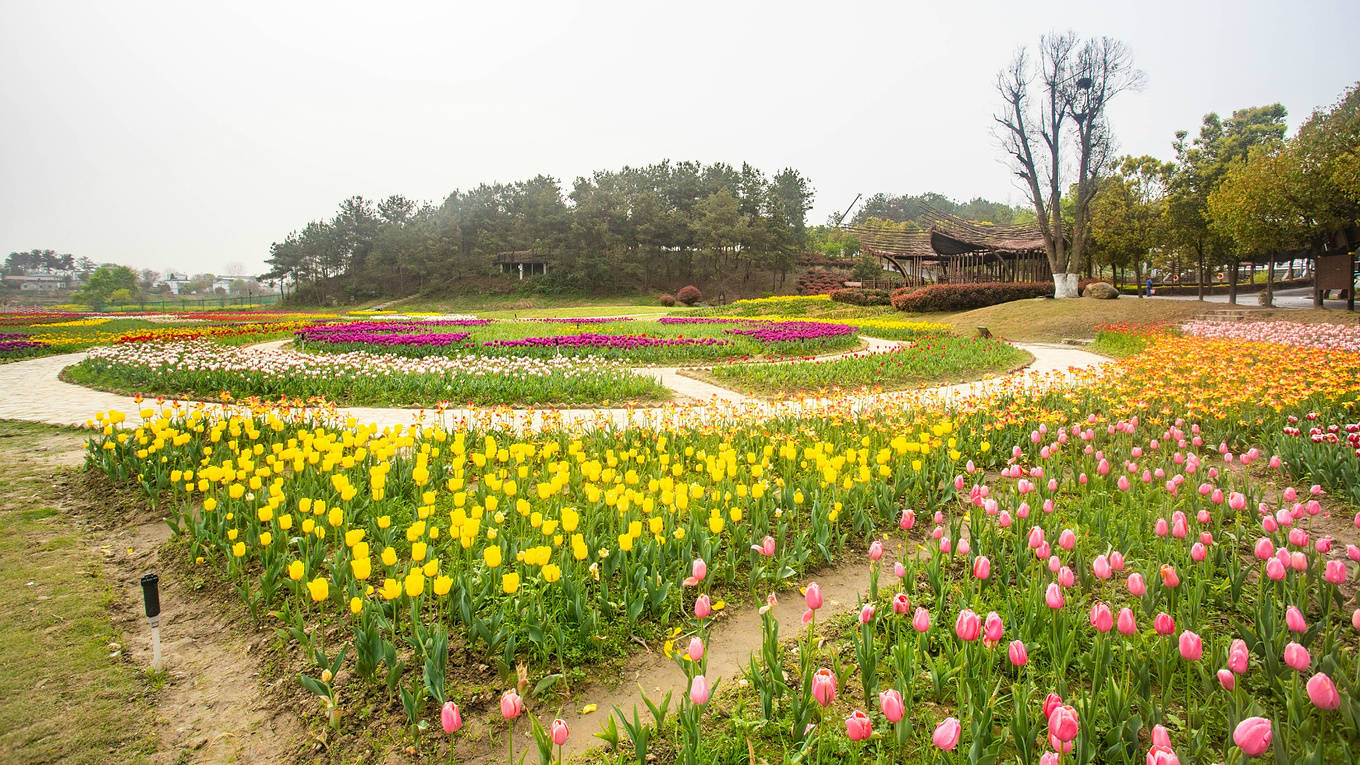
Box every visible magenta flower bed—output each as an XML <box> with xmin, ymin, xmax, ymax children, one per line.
<box><xmin>534</xmin><ymin>317</ymin><xmax>625</xmax><ymax>324</ymax></box>
<box><xmin>657</xmin><ymin>317</ymin><xmax>753</xmax><ymax>325</ymax></box>
<box><xmin>484</xmin><ymin>333</ymin><xmax>730</xmax><ymax>350</ymax></box>
<box><xmin>0</xmin><ymin>340</ymin><xmax>45</xmax><ymax>352</ymax></box>
<box><xmin>0</xmin><ymin>332</ymin><xmax>32</xmax><ymax>340</ymax></box>
<box><xmin>724</xmin><ymin>320</ymin><xmax>857</xmax><ymax>343</ymax></box>
<box><xmin>297</xmin><ymin>319</ymin><xmax>486</xmax><ymax>347</ymax></box>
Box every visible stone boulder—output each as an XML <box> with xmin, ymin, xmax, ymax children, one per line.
<box><xmin>1083</xmin><ymin>281</ymin><xmax>1120</xmax><ymax>300</ymax></box>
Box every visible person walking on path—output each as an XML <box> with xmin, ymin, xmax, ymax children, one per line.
<box><xmin>1145</xmin><ymin>277</ymin><xmax>1154</xmax><ymax>298</ymax></box>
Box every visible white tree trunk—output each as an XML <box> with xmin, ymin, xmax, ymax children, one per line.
<box><xmin>1053</xmin><ymin>272</ymin><xmax>1080</xmax><ymax>298</ymax></box>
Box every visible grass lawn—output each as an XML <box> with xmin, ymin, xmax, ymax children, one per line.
<box><xmin>0</xmin><ymin>421</ymin><xmax>154</xmax><ymax>763</ymax></box>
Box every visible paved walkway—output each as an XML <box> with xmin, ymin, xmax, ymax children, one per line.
<box><xmin>0</xmin><ymin>339</ymin><xmax>1108</xmax><ymax>433</ymax></box>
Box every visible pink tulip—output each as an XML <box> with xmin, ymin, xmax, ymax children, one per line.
<box><xmin>1117</xmin><ymin>608</ymin><xmax>1137</xmax><ymax>635</ymax></box>
<box><xmin>912</xmin><ymin>607</ymin><xmax>931</xmax><ymax>632</ymax></box>
<box><xmin>1040</xmin><ymin>753</ymin><xmax>1060</xmax><ymax>765</ymax></box>
<box><xmin>859</xmin><ymin>603</ymin><xmax>875</xmax><ymax>624</ymax></box>
<box><xmin>1306</xmin><ymin>672</ymin><xmax>1340</xmax><ymax>710</ymax></box>
<box><xmin>1045</xmin><ymin>583</ymin><xmax>1065</xmax><ymax>609</ymax></box>
<box><xmin>804</xmin><ymin>582</ymin><xmax>822</xmax><ymax>611</ymax></box>
<box><xmin>1028</xmin><ymin>527</ymin><xmax>1045</xmax><ymax>549</ymax></box>
<box><xmin>1228</xmin><ymin>639</ymin><xmax>1249</xmax><ymax>674</ymax></box>
<box><xmin>1118</xmin><ymin>475</ymin><xmax>1131</xmax><ymax>491</ymax></box>
<box><xmin>1147</xmin><ymin>745</ymin><xmax>1180</xmax><ymax>765</ymax></box>
<box><xmin>1093</xmin><ymin>555</ymin><xmax>1111</xmax><ymax>579</ymax></box>
<box><xmin>1217</xmin><ymin>669</ymin><xmax>1235</xmax><ymax>690</ymax></box>
<box><xmin>1159</xmin><ymin>564</ymin><xmax>1180</xmax><ymax>589</ymax></box>
<box><xmin>879</xmin><ymin>688</ymin><xmax>905</xmax><ymax>723</ymax></box>
<box><xmin>1128</xmin><ymin>572</ymin><xmax>1147</xmax><ymax>596</ymax></box>
<box><xmin>1058</xmin><ymin>529</ymin><xmax>1076</xmax><ymax>550</ymax></box>
<box><xmin>957</xmin><ymin>538</ymin><xmax>971</xmax><ymax>556</ymax></box>
<box><xmin>892</xmin><ymin>592</ymin><xmax>910</xmax><ymax>614</ymax></box>
<box><xmin>1154</xmin><ymin>613</ymin><xmax>1175</xmax><ymax>636</ymax></box>
<box><xmin>695</xmin><ymin>594</ymin><xmax>711</xmax><ymax>619</ymax></box>
<box><xmin>1232</xmin><ymin>717</ymin><xmax>1272</xmax><ymax>757</ymax></box>
<box><xmin>687</xmin><ymin>636</ymin><xmax>704</xmax><ymax>662</ymax></box>
<box><xmin>811</xmin><ymin>668</ymin><xmax>836</xmax><ymax>706</ymax></box>
<box><xmin>1190</xmin><ymin>543</ymin><xmax>1207</xmax><ymax>562</ymax></box>
<box><xmin>689</xmin><ymin>674</ymin><xmax>710</xmax><ymax>705</ymax></box>
<box><xmin>893</xmin><ymin>560</ymin><xmax>906</xmax><ymax>579</ymax></box>
<box><xmin>1253</xmin><ymin>538</ymin><xmax>1274</xmax><ymax>560</ymax></box>
<box><xmin>1324</xmin><ymin>559</ymin><xmax>1346</xmax><ymax>584</ymax></box>
<box><xmin>1058</xmin><ymin>566</ymin><xmax>1075</xmax><ymax>587</ymax></box>
<box><xmin>1353</xmin><ymin>608</ymin><xmax>1360</xmax><ymax>630</ymax></box>
<box><xmin>973</xmin><ymin>555</ymin><xmax>991</xmax><ymax>580</ymax></box>
<box><xmin>1265</xmin><ymin>558</ymin><xmax>1286</xmax><ymax>581</ymax></box>
<box><xmin>1178</xmin><ymin>631</ymin><xmax>1203</xmax><ymax>661</ymax></box>
<box><xmin>932</xmin><ymin>717</ymin><xmax>961</xmax><ymax>750</ymax></box>
<box><xmin>899</xmin><ymin>509</ymin><xmax>915</xmax><ymax>529</ymax></box>
<box><xmin>1043</xmin><ymin>692</ymin><xmax>1064</xmax><ymax>719</ymax></box>
<box><xmin>684</xmin><ymin>558</ymin><xmax>707</xmax><ymax>586</ymax></box>
<box><xmin>845</xmin><ymin>710</ymin><xmax>872</xmax><ymax>741</ymax></box>
<box><xmin>1110</xmin><ymin>551</ymin><xmax>1125</xmax><ymax>570</ymax></box>
<box><xmin>501</xmin><ymin>690</ymin><xmax>524</xmax><ymax>720</ymax></box>
<box><xmin>1008</xmin><ymin>640</ymin><xmax>1028</xmax><ymax>666</ymax></box>
<box><xmin>975</xmin><ymin>611</ymin><xmax>1000</xmax><ymax>644</ymax></box>
<box><xmin>955</xmin><ymin>608</ymin><xmax>981</xmax><ymax>641</ymax></box>
<box><xmin>1283</xmin><ymin>641</ymin><xmax>1310</xmax><ymax>671</ymax></box>
<box><xmin>1089</xmin><ymin>602</ymin><xmax>1113</xmax><ymax>633</ymax></box>
<box><xmin>1285</xmin><ymin>606</ymin><xmax>1307</xmax><ymax>633</ymax></box>
<box><xmin>441</xmin><ymin>701</ymin><xmax>462</xmax><ymax>733</ymax></box>
<box><xmin>752</xmin><ymin>536</ymin><xmax>776</xmax><ymax>556</ymax></box>
<box><xmin>550</xmin><ymin>718</ymin><xmax>569</xmax><ymax>746</ymax></box>
<box><xmin>1048</xmin><ymin>704</ymin><xmax>1080</xmax><ymax>750</ymax></box>
<box><xmin>868</xmin><ymin>540</ymin><xmax>884</xmax><ymax>561</ymax></box>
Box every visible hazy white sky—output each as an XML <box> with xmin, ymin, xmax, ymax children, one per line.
<box><xmin>2</xmin><ymin>0</ymin><xmax>1357</xmax><ymax>275</ymax></box>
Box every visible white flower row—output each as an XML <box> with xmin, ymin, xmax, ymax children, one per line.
<box><xmin>86</xmin><ymin>340</ymin><xmax>629</xmax><ymax>381</ymax></box>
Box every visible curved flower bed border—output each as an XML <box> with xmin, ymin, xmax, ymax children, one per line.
<box><xmin>485</xmin><ymin>333</ymin><xmax>730</xmax><ymax>350</ymax></box>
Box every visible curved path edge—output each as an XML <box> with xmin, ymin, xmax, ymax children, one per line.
<box><xmin>0</xmin><ymin>340</ymin><xmax>1108</xmax><ymax>433</ymax></box>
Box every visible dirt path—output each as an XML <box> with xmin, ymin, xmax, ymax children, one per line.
<box><xmin>52</xmin><ymin>437</ymin><xmax>308</xmax><ymax>764</ymax></box>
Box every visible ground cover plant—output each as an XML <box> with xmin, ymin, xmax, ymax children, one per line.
<box><xmin>704</xmin><ymin>334</ymin><xmax>1031</xmax><ymax>397</ymax></box>
<box><xmin>81</xmin><ymin>321</ymin><xmax>1360</xmax><ymax>763</ymax></box>
<box><xmin>68</xmin><ymin>341</ymin><xmax>668</xmax><ymax>407</ymax></box>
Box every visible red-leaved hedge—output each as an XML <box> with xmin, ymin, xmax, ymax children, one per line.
<box><xmin>676</xmin><ymin>285</ymin><xmax>703</xmax><ymax>305</ymax></box>
<box><xmin>891</xmin><ymin>282</ymin><xmax>1055</xmax><ymax>312</ymax></box>
<box><xmin>797</xmin><ymin>269</ymin><xmax>846</xmax><ymax>295</ymax></box>
<box><xmin>829</xmin><ymin>288</ymin><xmax>892</xmax><ymax>306</ymax></box>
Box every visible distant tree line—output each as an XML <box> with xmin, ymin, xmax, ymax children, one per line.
<box><xmin>264</xmin><ymin>161</ymin><xmax>814</xmax><ymax>302</ymax></box>
<box><xmin>1087</xmin><ymin>83</ymin><xmax>1359</xmax><ymax>303</ymax></box>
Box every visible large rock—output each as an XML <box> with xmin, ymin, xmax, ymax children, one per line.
<box><xmin>1083</xmin><ymin>281</ymin><xmax>1120</xmax><ymax>300</ymax></box>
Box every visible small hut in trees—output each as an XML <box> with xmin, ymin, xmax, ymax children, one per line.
<box><xmin>494</xmin><ymin>251</ymin><xmax>552</xmax><ymax>279</ymax></box>
<box><xmin>845</xmin><ymin>208</ymin><xmax>1052</xmax><ymax>286</ymax></box>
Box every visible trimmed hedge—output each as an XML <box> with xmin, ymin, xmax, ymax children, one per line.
<box><xmin>658</xmin><ymin>294</ymin><xmax>676</xmax><ymax>307</ymax></box>
<box><xmin>797</xmin><ymin>269</ymin><xmax>846</xmax><ymax>295</ymax></box>
<box><xmin>891</xmin><ymin>282</ymin><xmax>1054</xmax><ymax>312</ymax></box>
<box><xmin>677</xmin><ymin>285</ymin><xmax>702</xmax><ymax>305</ymax></box>
<box><xmin>829</xmin><ymin>288</ymin><xmax>892</xmax><ymax>307</ymax></box>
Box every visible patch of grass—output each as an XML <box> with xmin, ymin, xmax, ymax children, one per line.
<box><xmin>0</xmin><ymin>420</ymin><xmax>154</xmax><ymax>764</ymax></box>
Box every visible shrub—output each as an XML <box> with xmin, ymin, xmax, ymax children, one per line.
<box><xmin>796</xmin><ymin>269</ymin><xmax>845</xmax><ymax>295</ymax></box>
<box><xmin>891</xmin><ymin>282</ymin><xmax>1054</xmax><ymax>312</ymax></box>
<box><xmin>829</xmin><ymin>288</ymin><xmax>892</xmax><ymax>307</ymax></box>
<box><xmin>676</xmin><ymin>285</ymin><xmax>703</xmax><ymax>305</ymax></box>
<box><xmin>658</xmin><ymin>293</ymin><xmax>677</xmax><ymax>307</ymax></box>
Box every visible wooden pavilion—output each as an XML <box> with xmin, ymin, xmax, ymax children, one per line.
<box><xmin>844</xmin><ymin>208</ymin><xmax>1052</xmax><ymax>287</ymax></box>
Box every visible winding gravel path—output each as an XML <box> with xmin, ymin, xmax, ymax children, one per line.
<box><xmin>0</xmin><ymin>339</ymin><xmax>1108</xmax><ymax>431</ymax></box>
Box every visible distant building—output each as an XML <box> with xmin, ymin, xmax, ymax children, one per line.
<box><xmin>3</xmin><ymin>268</ymin><xmax>75</xmax><ymax>291</ymax></box>
<box><xmin>158</xmin><ymin>272</ymin><xmax>192</xmax><ymax>294</ymax></box>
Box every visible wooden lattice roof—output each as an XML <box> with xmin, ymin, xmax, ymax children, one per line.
<box><xmin>842</xmin><ymin>206</ymin><xmax>1049</xmax><ymax>260</ymax></box>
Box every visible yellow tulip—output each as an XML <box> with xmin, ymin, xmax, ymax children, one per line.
<box><xmin>288</xmin><ymin>560</ymin><xmax>304</xmax><ymax>580</ymax></box>
<box><xmin>433</xmin><ymin>575</ymin><xmax>453</xmax><ymax>596</ymax></box>
<box><xmin>542</xmin><ymin>563</ymin><xmax>561</xmax><ymax>583</ymax></box>
<box><xmin>501</xmin><ymin>572</ymin><xmax>520</xmax><ymax>594</ymax></box>
<box><xmin>351</xmin><ymin>557</ymin><xmax>371</xmax><ymax>580</ymax></box>
<box><xmin>404</xmin><ymin>571</ymin><xmax>425</xmax><ymax>598</ymax></box>
<box><xmin>484</xmin><ymin>545</ymin><xmax>502</xmax><ymax>568</ymax></box>
<box><xmin>306</xmin><ymin>577</ymin><xmax>328</xmax><ymax>602</ymax></box>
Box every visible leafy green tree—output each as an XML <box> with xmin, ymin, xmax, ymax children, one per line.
<box><xmin>75</xmin><ymin>265</ymin><xmax>139</xmax><ymax>306</ymax></box>
<box><xmin>1090</xmin><ymin>155</ymin><xmax>1171</xmax><ymax>287</ymax></box>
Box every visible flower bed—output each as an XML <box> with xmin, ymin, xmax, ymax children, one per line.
<box><xmin>70</xmin><ymin>341</ymin><xmax>665</xmax><ymax>407</ymax></box>
<box><xmin>1182</xmin><ymin>320</ymin><xmax>1360</xmax><ymax>352</ymax></box>
<box><xmin>724</xmin><ymin>320</ymin><xmax>858</xmax><ymax>343</ymax></box>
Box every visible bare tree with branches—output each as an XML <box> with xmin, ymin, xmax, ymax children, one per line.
<box><xmin>995</xmin><ymin>32</ymin><xmax>1144</xmax><ymax>297</ymax></box>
